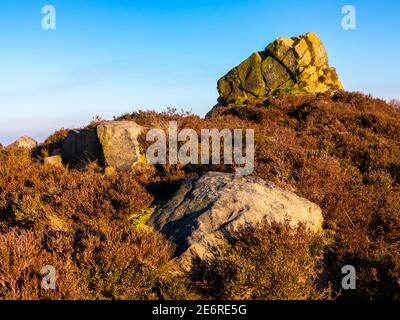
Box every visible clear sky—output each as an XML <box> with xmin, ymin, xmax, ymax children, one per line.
<box><xmin>0</xmin><ymin>0</ymin><xmax>399</xmax><ymax>144</ymax></box>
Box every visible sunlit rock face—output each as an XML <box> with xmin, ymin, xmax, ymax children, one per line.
<box><xmin>217</xmin><ymin>32</ymin><xmax>344</xmax><ymax>105</ymax></box>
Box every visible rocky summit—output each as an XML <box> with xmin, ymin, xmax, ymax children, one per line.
<box><xmin>217</xmin><ymin>32</ymin><xmax>343</xmax><ymax>105</ymax></box>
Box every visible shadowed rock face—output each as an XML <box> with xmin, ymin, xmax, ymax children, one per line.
<box><xmin>217</xmin><ymin>32</ymin><xmax>343</xmax><ymax>105</ymax></box>
<box><xmin>149</xmin><ymin>172</ymin><xmax>324</xmax><ymax>269</ymax></box>
<box><xmin>61</xmin><ymin>129</ymin><xmax>101</xmax><ymax>168</ymax></box>
<box><xmin>61</xmin><ymin>121</ymin><xmax>143</xmax><ymax>171</ymax></box>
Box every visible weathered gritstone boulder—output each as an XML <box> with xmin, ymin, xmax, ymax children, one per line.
<box><xmin>8</xmin><ymin>136</ymin><xmax>38</xmax><ymax>149</ymax></box>
<box><xmin>217</xmin><ymin>32</ymin><xmax>343</xmax><ymax>105</ymax></box>
<box><xmin>149</xmin><ymin>172</ymin><xmax>324</xmax><ymax>268</ymax></box>
<box><xmin>61</xmin><ymin>120</ymin><xmax>143</xmax><ymax>171</ymax></box>
<box><xmin>97</xmin><ymin>121</ymin><xmax>143</xmax><ymax>172</ymax></box>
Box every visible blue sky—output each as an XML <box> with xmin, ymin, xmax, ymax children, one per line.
<box><xmin>1</xmin><ymin>0</ymin><xmax>399</xmax><ymax>144</ymax></box>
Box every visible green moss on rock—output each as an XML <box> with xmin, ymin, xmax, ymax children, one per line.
<box><xmin>216</xmin><ymin>32</ymin><xmax>344</xmax><ymax>105</ymax></box>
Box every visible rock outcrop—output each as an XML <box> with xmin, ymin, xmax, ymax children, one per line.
<box><xmin>217</xmin><ymin>32</ymin><xmax>343</xmax><ymax>105</ymax></box>
<box><xmin>149</xmin><ymin>172</ymin><xmax>324</xmax><ymax>269</ymax></box>
<box><xmin>61</xmin><ymin>121</ymin><xmax>143</xmax><ymax>171</ymax></box>
<box><xmin>8</xmin><ymin>136</ymin><xmax>38</xmax><ymax>149</ymax></box>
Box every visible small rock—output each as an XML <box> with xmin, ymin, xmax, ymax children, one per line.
<box><xmin>8</xmin><ymin>136</ymin><xmax>38</xmax><ymax>149</ymax></box>
<box><xmin>44</xmin><ymin>155</ymin><xmax>63</xmax><ymax>167</ymax></box>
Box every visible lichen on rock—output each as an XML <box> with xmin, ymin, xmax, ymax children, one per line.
<box><xmin>217</xmin><ymin>32</ymin><xmax>344</xmax><ymax>105</ymax></box>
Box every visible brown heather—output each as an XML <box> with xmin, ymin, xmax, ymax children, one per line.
<box><xmin>192</xmin><ymin>222</ymin><xmax>330</xmax><ymax>300</ymax></box>
<box><xmin>0</xmin><ymin>91</ymin><xmax>399</xmax><ymax>300</ymax></box>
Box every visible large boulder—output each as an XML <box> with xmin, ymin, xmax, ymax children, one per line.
<box><xmin>8</xmin><ymin>136</ymin><xmax>38</xmax><ymax>149</ymax></box>
<box><xmin>217</xmin><ymin>32</ymin><xmax>343</xmax><ymax>105</ymax></box>
<box><xmin>97</xmin><ymin>121</ymin><xmax>143</xmax><ymax>172</ymax></box>
<box><xmin>149</xmin><ymin>172</ymin><xmax>324</xmax><ymax>269</ymax></box>
<box><xmin>61</xmin><ymin>121</ymin><xmax>143</xmax><ymax>171</ymax></box>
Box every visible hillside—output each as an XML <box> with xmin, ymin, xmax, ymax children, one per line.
<box><xmin>1</xmin><ymin>91</ymin><xmax>399</xmax><ymax>300</ymax></box>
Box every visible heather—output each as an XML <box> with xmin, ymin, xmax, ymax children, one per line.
<box><xmin>1</xmin><ymin>91</ymin><xmax>399</xmax><ymax>300</ymax></box>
